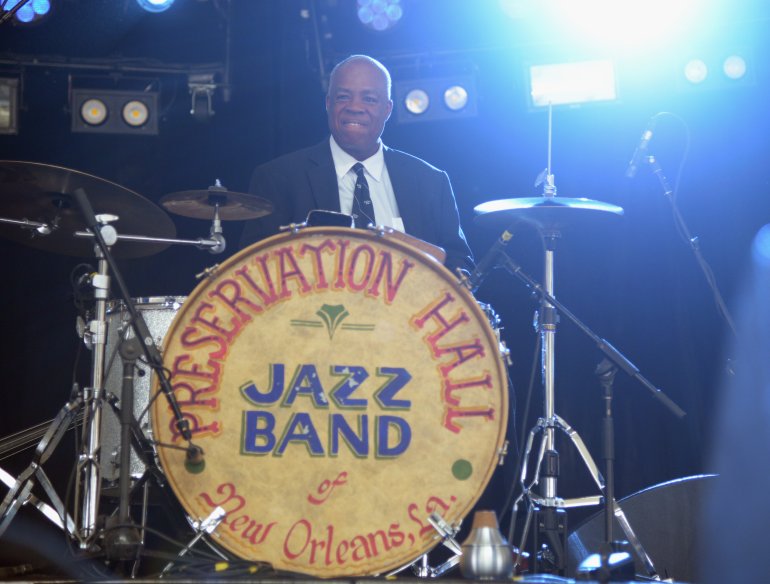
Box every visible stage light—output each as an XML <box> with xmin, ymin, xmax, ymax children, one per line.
<box><xmin>544</xmin><ymin>0</ymin><xmax>697</xmax><ymax>54</ymax></box>
<box><xmin>71</xmin><ymin>89</ymin><xmax>158</xmax><ymax>135</ymax></box>
<box><xmin>80</xmin><ymin>98</ymin><xmax>108</xmax><ymax>126</ymax></box>
<box><xmin>122</xmin><ymin>100</ymin><xmax>150</xmax><ymax>127</ymax></box>
<box><xmin>136</xmin><ymin>0</ymin><xmax>175</xmax><ymax>13</ymax></box>
<box><xmin>443</xmin><ymin>85</ymin><xmax>469</xmax><ymax>111</ymax></box>
<box><xmin>357</xmin><ymin>0</ymin><xmax>403</xmax><ymax>32</ymax></box>
<box><xmin>683</xmin><ymin>59</ymin><xmax>708</xmax><ymax>84</ymax></box>
<box><xmin>404</xmin><ymin>89</ymin><xmax>429</xmax><ymax>115</ymax></box>
<box><xmin>4</xmin><ymin>0</ymin><xmax>51</xmax><ymax>25</ymax></box>
<box><xmin>723</xmin><ymin>55</ymin><xmax>747</xmax><ymax>80</ymax></box>
<box><xmin>394</xmin><ymin>75</ymin><xmax>477</xmax><ymax>124</ymax></box>
<box><xmin>0</xmin><ymin>78</ymin><xmax>19</xmax><ymax>135</ymax></box>
<box><xmin>528</xmin><ymin>59</ymin><xmax>617</xmax><ymax>108</ymax></box>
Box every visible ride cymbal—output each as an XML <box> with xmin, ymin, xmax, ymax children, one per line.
<box><xmin>0</xmin><ymin>161</ymin><xmax>176</xmax><ymax>258</ymax></box>
<box><xmin>160</xmin><ymin>183</ymin><xmax>273</xmax><ymax>221</ymax></box>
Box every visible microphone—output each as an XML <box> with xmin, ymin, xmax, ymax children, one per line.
<box><xmin>464</xmin><ymin>225</ymin><xmax>515</xmax><ymax>292</ymax></box>
<box><xmin>625</xmin><ymin>116</ymin><xmax>658</xmax><ymax>179</ymax></box>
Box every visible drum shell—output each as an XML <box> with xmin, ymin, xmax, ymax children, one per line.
<box><xmin>101</xmin><ymin>296</ymin><xmax>185</xmax><ymax>482</ymax></box>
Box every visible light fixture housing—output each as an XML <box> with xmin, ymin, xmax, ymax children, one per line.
<box><xmin>0</xmin><ymin>78</ymin><xmax>19</xmax><ymax>135</ymax></box>
<box><xmin>71</xmin><ymin>89</ymin><xmax>158</xmax><ymax>135</ymax></box>
<box><xmin>394</xmin><ymin>75</ymin><xmax>477</xmax><ymax>124</ymax></box>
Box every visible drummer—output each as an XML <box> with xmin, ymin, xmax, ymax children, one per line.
<box><xmin>238</xmin><ymin>54</ymin><xmax>474</xmax><ymax>273</ymax></box>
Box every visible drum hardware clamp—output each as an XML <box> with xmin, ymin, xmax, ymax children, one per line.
<box><xmin>161</xmin><ymin>506</ymin><xmax>228</xmax><ymax>575</ymax></box>
<box><xmin>386</xmin><ymin>512</ymin><xmax>463</xmax><ymax>578</ymax></box>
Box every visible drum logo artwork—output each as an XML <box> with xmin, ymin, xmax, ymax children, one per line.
<box><xmin>151</xmin><ymin>228</ymin><xmax>508</xmax><ymax>577</ymax></box>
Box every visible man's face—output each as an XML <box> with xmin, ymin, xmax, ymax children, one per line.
<box><xmin>326</xmin><ymin>60</ymin><xmax>393</xmax><ymax>161</ymax></box>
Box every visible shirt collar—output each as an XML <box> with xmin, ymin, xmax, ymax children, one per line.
<box><xmin>329</xmin><ymin>135</ymin><xmax>386</xmax><ymax>183</ymax></box>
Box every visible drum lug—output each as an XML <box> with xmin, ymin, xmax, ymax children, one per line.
<box><xmin>497</xmin><ymin>440</ymin><xmax>509</xmax><ymax>466</ymax></box>
<box><xmin>195</xmin><ymin>263</ymin><xmax>220</xmax><ymax>280</ymax></box>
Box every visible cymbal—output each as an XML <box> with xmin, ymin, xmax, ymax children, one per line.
<box><xmin>474</xmin><ymin>196</ymin><xmax>623</xmax><ymax>230</ymax></box>
<box><xmin>0</xmin><ymin>161</ymin><xmax>176</xmax><ymax>258</ymax></box>
<box><xmin>160</xmin><ymin>185</ymin><xmax>273</xmax><ymax>221</ymax></box>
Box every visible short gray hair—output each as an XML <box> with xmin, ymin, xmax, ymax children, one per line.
<box><xmin>328</xmin><ymin>55</ymin><xmax>392</xmax><ymax>98</ymax></box>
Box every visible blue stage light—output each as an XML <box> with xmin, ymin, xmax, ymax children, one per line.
<box><xmin>136</xmin><ymin>0</ymin><xmax>176</xmax><ymax>14</ymax></box>
<box><xmin>32</xmin><ymin>0</ymin><xmax>50</xmax><ymax>15</ymax></box>
<box><xmin>357</xmin><ymin>0</ymin><xmax>403</xmax><ymax>32</ymax></box>
<box><xmin>4</xmin><ymin>0</ymin><xmax>52</xmax><ymax>23</ymax></box>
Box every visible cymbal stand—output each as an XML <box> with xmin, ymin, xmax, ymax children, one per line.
<box><xmin>512</xmin><ymin>228</ymin><xmax>607</xmax><ymax>574</ymax></box>
<box><xmin>74</xmin><ymin>238</ymin><xmax>111</xmax><ymax>545</ymax></box>
<box><xmin>0</xmin><ymin>230</ymin><xmax>111</xmax><ymax>546</ymax></box>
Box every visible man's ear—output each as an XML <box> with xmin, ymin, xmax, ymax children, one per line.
<box><xmin>385</xmin><ymin>99</ymin><xmax>393</xmax><ymax>121</ymax></box>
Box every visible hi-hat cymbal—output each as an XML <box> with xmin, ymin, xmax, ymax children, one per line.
<box><xmin>160</xmin><ymin>185</ymin><xmax>273</xmax><ymax>221</ymax></box>
<box><xmin>0</xmin><ymin>161</ymin><xmax>176</xmax><ymax>258</ymax></box>
<box><xmin>474</xmin><ymin>196</ymin><xmax>624</xmax><ymax>231</ymax></box>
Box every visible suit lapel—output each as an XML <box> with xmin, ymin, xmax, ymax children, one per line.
<box><xmin>385</xmin><ymin>147</ymin><xmax>419</xmax><ymax>234</ymax></box>
<box><xmin>307</xmin><ymin>140</ymin><xmax>341</xmax><ymax>212</ymax></box>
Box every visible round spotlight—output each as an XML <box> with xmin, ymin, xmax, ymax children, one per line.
<box><xmin>122</xmin><ymin>100</ymin><xmax>150</xmax><ymax>127</ymax></box>
<box><xmin>723</xmin><ymin>55</ymin><xmax>747</xmax><ymax>80</ymax></box>
<box><xmin>683</xmin><ymin>59</ymin><xmax>708</xmax><ymax>84</ymax></box>
<box><xmin>5</xmin><ymin>0</ymin><xmax>52</xmax><ymax>25</ymax></box>
<box><xmin>32</xmin><ymin>0</ymin><xmax>51</xmax><ymax>15</ymax></box>
<box><xmin>443</xmin><ymin>85</ymin><xmax>469</xmax><ymax>111</ymax></box>
<box><xmin>404</xmin><ymin>89</ymin><xmax>429</xmax><ymax>115</ymax></box>
<box><xmin>80</xmin><ymin>99</ymin><xmax>108</xmax><ymax>126</ymax></box>
<box><xmin>357</xmin><ymin>0</ymin><xmax>403</xmax><ymax>32</ymax></box>
<box><xmin>136</xmin><ymin>0</ymin><xmax>175</xmax><ymax>13</ymax></box>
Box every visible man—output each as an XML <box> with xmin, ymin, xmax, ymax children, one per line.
<box><xmin>239</xmin><ymin>54</ymin><xmax>473</xmax><ymax>272</ymax></box>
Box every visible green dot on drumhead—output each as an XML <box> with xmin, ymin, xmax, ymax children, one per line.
<box><xmin>452</xmin><ymin>459</ymin><xmax>472</xmax><ymax>480</ymax></box>
<box><xmin>185</xmin><ymin>459</ymin><xmax>206</xmax><ymax>474</ymax></box>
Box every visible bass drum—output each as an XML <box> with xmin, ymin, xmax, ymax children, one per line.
<box><xmin>151</xmin><ymin>227</ymin><xmax>508</xmax><ymax>577</ymax></box>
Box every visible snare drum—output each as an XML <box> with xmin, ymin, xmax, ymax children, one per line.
<box><xmin>151</xmin><ymin>228</ymin><xmax>508</xmax><ymax>577</ymax></box>
<box><xmin>102</xmin><ymin>296</ymin><xmax>185</xmax><ymax>482</ymax></box>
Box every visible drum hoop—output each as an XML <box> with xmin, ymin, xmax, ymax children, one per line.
<box><xmin>152</xmin><ymin>227</ymin><xmax>509</xmax><ymax>575</ymax></box>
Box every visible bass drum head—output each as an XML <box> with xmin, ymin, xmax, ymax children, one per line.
<box><xmin>151</xmin><ymin>227</ymin><xmax>508</xmax><ymax>577</ymax></box>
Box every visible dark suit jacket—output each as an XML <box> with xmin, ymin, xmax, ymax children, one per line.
<box><xmin>239</xmin><ymin>139</ymin><xmax>474</xmax><ymax>272</ymax></box>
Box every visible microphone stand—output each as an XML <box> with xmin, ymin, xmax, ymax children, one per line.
<box><xmin>498</xmin><ymin>252</ymin><xmax>685</xmax><ymax>419</ymax></box>
<box><xmin>645</xmin><ymin>155</ymin><xmax>738</xmax><ymax>339</ymax></box>
<box><xmin>575</xmin><ymin>360</ymin><xmax>634</xmax><ymax>582</ymax></box>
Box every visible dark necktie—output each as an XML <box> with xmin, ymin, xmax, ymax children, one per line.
<box><xmin>351</xmin><ymin>162</ymin><xmax>376</xmax><ymax>228</ymax></box>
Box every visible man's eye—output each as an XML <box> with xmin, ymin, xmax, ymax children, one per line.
<box><xmin>336</xmin><ymin>94</ymin><xmax>350</xmax><ymax>101</ymax></box>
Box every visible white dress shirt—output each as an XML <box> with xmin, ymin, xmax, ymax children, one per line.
<box><xmin>329</xmin><ymin>136</ymin><xmax>404</xmax><ymax>232</ymax></box>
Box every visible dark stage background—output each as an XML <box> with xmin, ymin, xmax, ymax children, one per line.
<box><xmin>1</xmin><ymin>0</ymin><xmax>769</xmax><ymax>573</ymax></box>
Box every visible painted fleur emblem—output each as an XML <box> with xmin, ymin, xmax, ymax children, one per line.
<box><xmin>290</xmin><ymin>304</ymin><xmax>375</xmax><ymax>339</ymax></box>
